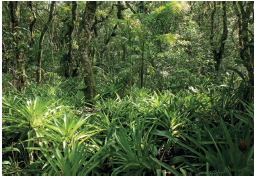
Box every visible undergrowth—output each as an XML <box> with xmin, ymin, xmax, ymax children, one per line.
<box><xmin>2</xmin><ymin>75</ymin><xmax>254</xmax><ymax>176</ymax></box>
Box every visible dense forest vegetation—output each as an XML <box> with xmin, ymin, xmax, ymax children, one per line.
<box><xmin>2</xmin><ymin>1</ymin><xmax>254</xmax><ymax>176</ymax></box>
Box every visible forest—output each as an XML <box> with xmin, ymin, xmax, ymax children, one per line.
<box><xmin>2</xmin><ymin>1</ymin><xmax>254</xmax><ymax>176</ymax></box>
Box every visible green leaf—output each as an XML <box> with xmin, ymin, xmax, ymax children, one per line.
<box><xmin>180</xmin><ymin>168</ymin><xmax>187</xmax><ymax>176</ymax></box>
<box><xmin>234</xmin><ymin>59</ymin><xmax>246</xmax><ymax>66</ymax></box>
<box><xmin>2</xmin><ymin>147</ymin><xmax>20</xmax><ymax>153</ymax></box>
<box><xmin>247</xmin><ymin>144</ymin><xmax>254</xmax><ymax>162</ymax></box>
<box><xmin>150</xmin><ymin>156</ymin><xmax>182</xmax><ymax>175</ymax></box>
<box><xmin>226</xmin><ymin>67</ymin><xmax>246</xmax><ymax>82</ymax></box>
<box><xmin>77</xmin><ymin>129</ymin><xmax>105</xmax><ymax>145</ymax></box>
<box><xmin>106</xmin><ymin>123</ymin><xmax>115</xmax><ymax>140</ymax></box>
<box><xmin>175</xmin><ymin>69</ymin><xmax>190</xmax><ymax>75</ymax></box>
<box><xmin>37</xmin><ymin>149</ymin><xmax>60</xmax><ymax>175</ymax></box>
<box><xmin>170</xmin><ymin>156</ymin><xmax>201</xmax><ymax>174</ymax></box>
<box><xmin>2</xmin><ymin>161</ymin><xmax>11</xmax><ymax>165</ymax></box>
<box><xmin>156</xmin><ymin>169</ymin><xmax>162</xmax><ymax>176</ymax></box>
<box><xmin>115</xmin><ymin>128</ymin><xmax>137</xmax><ymax>162</ymax></box>
<box><xmin>155</xmin><ymin>129</ymin><xmax>210</xmax><ymax>163</ymax></box>
<box><xmin>78</xmin><ymin>145</ymin><xmax>106</xmax><ymax>175</ymax></box>
<box><xmin>205</xmin><ymin>127</ymin><xmax>230</xmax><ymax>174</ymax></box>
<box><xmin>69</xmin><ymin>115</ymin><xmax>91</xmax><ymax>137</ymax></box>
<box><xmin>64</xmin><ymin>157</ymin><xmax>71</xmax><ymax>176</ymax></box>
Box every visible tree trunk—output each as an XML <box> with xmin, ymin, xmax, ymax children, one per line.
<box><xmin>140</xmin><ymin>40</ymin><xmax>145</xmax><ymax>88</ymax></box>
<box><xmin>233</xmin><ymin>2</ymin><xmax>244</xmax><ymax>62</ymax></box>
<box><xmin>49</xmin><ymin>12</ymin><xmax>55</xmax><ymax>86</ymax></box>
<box><xmin>10</xmin><ymin>1</ymin><xmax>23</xmax><ymax>91</ymax></box>
<box><xmin>238</xmin><ymin>2</ymin><xmax>254</xmax><ymax>86</ymax></box>
<box><xmin>36</xmin><ymin>2</ymin><xmax>55</xmax><ymax>84</ymax></box>
<box><xmin>28</xmin><ymin>1</ymin><xmax>37</xmax><ymax>46</ymax></box>
<box><xmin>210</xmin><ymin>1</ymin><xmax>228</xmax><ymax>74</ymax></box>
<box><xmin>78</xmin><ymin>2</ymin><xmax>97</xmax><ymax>104</ymax></box>
<box><xmin>63</xmin><ymin>2</ymin><xmax>77</xmax><ymax>78</ymax></box>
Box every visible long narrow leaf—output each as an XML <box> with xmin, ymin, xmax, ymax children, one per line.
<box><xmin>150</xmin><ymin>156</ymin><xmax>182</xmax><ymax>175</ymax></box>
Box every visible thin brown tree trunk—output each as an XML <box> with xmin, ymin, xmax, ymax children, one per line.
<box><xmin>210</xmin><ymin>1</ymin><xmax>228</xmax><ymax>75</ymax></box>
<box><xmin>28</xmin><ymin>1</ymin><xmax>37</xmax><ymax>46</ymax></box>
<box><xmin>233</xmin><ymin>2</ymin><xmax>244</xmax><ymax>62</ymax></box>
<box><xmin>36</xmin><ymin>2</ymin><xmax>55</xmax><ymax>84</ymax></box>
<box><xmin>65</xmin><ymin>1</ymin><xmax>77</xmax><ymax>78</ymax></box>
<box><xmin>49</xmin><ymin>15</ymin><xmax>55</xmax><ymax>86</ymax></box>
<box><xmin>10</xmin><ymin>1</ymin><xmax>23</xmax><ymax>91</ymax></box>
<box><xmin>69</xmin><ymin>2</ymin><xmax>77</xmax><ymax>77</ymax></box>
<box><xmin>78</xmin><ymin>2</ymin><xmax>97</xmax><ymax>105</ymax></box>
<box><xmin>140</xmin><ymin>40</ymin><xmax>145</xmax><ymax>88</ymax></box>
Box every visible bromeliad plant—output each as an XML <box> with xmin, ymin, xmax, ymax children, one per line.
<box><xmin>235</xmin><ymin>100</ymin><xmax>254</xmax><ymax>131</ymax></box>
<box><xmin>2</xmin><ymin>96</ymin><xmax>57</xmax><ymax>165</ymax></box>
<box><xmin>147</xmin><ymin>90</ymin><xmax>198</xmax><ymax>135</ymax></box>
<box><xmin>25</xmin><ymin>110</ymin><xmax>106</xmax><ymax>175</ymax></box>
<box><xmin>35</xmin><ymin>111</ymin><xmax>105</xmax><ymax>147</ymax></box>
<box><xmin>27</xmin><ymin>140</ymin><xmax>107</xmax><ymax>176</ymax></box>
<box><xmin>2</xmin><ymin>96</ymin><xmax>52</xmax><ymax>130</ymax></box>
<box><xmin>104</xmin><ymin>116</ymin><xmax>159</xmax><ymax>176</ymax></box>
<box><xmin>155</xmin><ymin>117</ymin><xmax>254</xmax><ymax>176</ymax></box>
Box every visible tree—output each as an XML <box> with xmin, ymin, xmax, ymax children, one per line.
<box><xmin>27</xmin><ymin>1</ymin><xmax>37</xmax><ymax>46</ymax></box>
<box><xmin>9</xmin><ymin>1</ymin><xmax>25</xmax><ymax>91</ymax></box>
<box><xmin>78</xmin><ymin>2</ymin><xmax>97</xmax><ymax>104</ymax></box>
<box><xmin>59</xmin><ymin>2</ymin><xmax>77</xmax><ymax>78</ymax></box>
<box><xmin>237</xmin><ymin>2</ymin><xmax>254</xmax><ymax>86</ymax></box>
<box><xmin>210</xmin><ymin>1</ymin><xmax>228</xmax><ymax>74</ymax></box>
<box><xmin>36</xmin><ymin>1</ymin><xmax>55</xmax><ymax>84</ymax></box>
